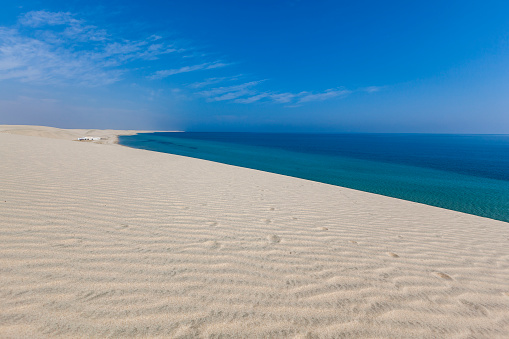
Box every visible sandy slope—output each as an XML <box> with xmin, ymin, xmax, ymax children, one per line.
<box><xmin>0</xmin><ymin>127</ymin><xmax>508</xmax><ymax>338</ymax></box>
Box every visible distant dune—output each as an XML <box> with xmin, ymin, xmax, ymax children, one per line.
<box><xmin>0</xmin><ymin>125</ymin><xmax>169</xmax><ymax>144</ymax></box>
<box><xmin>1</xmin><ymin>126</ymin><xmax>508</xmax><ymax>338</ymax></box>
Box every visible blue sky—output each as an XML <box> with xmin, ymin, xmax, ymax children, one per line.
<box><xmin>1</xmin><ymin>1</ymin><xmax>508</xmax><ymax>132</ymax></box>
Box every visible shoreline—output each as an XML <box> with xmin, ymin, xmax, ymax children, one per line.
<box><xmin>118</xmin><ymin>130</ymin><xmax>509</xmax><ymax>224</ymax></box>
<box><xmin>1</xmin><ymin>125</ymin><xmax>508</xmax><ymax>337</ymax></box>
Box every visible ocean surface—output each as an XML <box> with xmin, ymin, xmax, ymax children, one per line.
<box><xmin>118</xmin><ymin>133</ymin><xmax>509</xmax><ymax>222</ymax></box>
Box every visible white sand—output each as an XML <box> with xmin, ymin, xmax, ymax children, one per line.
<box><xmin>1</xmin><ymin>125</ymin><xmax>508</xmax><ymax>338</ymax></box>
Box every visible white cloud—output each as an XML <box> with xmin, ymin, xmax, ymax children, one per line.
<box><xmin>1</xmin><ymin>10</ymin><xmax>380</xmax><ymax>107</ymax></box>
<box><xmin>362</xmin><ymin>86</ymin><xmax>385</xmax><ymax>93</ymax></box>
<box><xmin>297</xmin><ymin>88</ymin><xmax>351</xmax><ymax>103</ymax></box>
<box><xmin>188</xmin><ymin>75</ymin><xmax>241</xmax><ymax>88</ymax></box>
<box><xmin>234</xmin><ymin>93</ymin><xmax>269</xmax><ymax>103</ymax></box>
<box><xmin>200</xmin><ymin>82</ymin><xmax>353</xmax><ymax>105</ymax></box>
<box><xmin>269</xmin><ymin>92</ymin><xmax>297</xmax><ymax>103</ymax></box>
<box><xmin>0</xmin><ymin>11</ymin><xmax>188</xmax><ymax>86</ymax></box>
<box><xmin>149</xmin><ymin>62</ymin><xmax>229</xmax><ymax>80</ymax></box>
<box><xmin>0</xmin><ymin>27</ymin><xmax>120</xmax><ymax>85</ymax></box>
<box><xmin>19</xmin><ymin>11</ymin><xmax>75</xmax><ymax>27</ymax></box>
<box><xmin>20</xmin><ymin>10</ymin><xmax>108</xmax><ymax>42</ymax></box>
<box><xmin>209</xmin><ymin>90</ymin><xmax>252</xmax><ymax>102</ymax></box>
<box><xmin>198</xmin><ymin>81</ymin><xmax>263</xmax><ymax>102</ymax></box>
<box><xmin>199</xmin><ymin>81</ymin><xmax>263</xmax><ymax>96</ymax></box>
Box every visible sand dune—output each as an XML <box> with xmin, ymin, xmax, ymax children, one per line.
<box><xmin>1</xmin><ymin>127</ymin><xmax>508</xmax><ymax>338</ymax></box>
<box><xmin>0</xmin><ymin>124</ymin><xmax>165</xmax><ymax>144</ymax></box>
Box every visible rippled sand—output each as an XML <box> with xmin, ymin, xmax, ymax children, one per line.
<box><xmin>1</xmin><ymin>126</ymin><xmax>508</xmax><ymax>338</ymax></box>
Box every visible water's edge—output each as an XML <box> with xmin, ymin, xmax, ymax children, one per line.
<box><xmin>119</xmin><ymin>132</ymin><xmax>509</xmax><ymax>223</ymax></box>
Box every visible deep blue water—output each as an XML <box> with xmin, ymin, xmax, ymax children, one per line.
<box><xmin>119</xmin><ymin>133</ymin><xmax>509</xmax><ymax>223</ymax></box>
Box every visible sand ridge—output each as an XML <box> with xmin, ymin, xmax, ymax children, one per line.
<box><xmin>1</xmin><ymin>128</ymin><xmax>509</xmax><ymax>338</ymax></box>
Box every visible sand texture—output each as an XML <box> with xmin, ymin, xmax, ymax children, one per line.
<box><xmin>1</xmin><ymin>127</ymin><xmax>509</xmax><ymax>338</ymax></box>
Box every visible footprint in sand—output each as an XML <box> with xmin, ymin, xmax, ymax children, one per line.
<box><xmin>267</xmin><ymin>234</ymin><xmax>281</xmax><ymax>243</ymax></box>
<box><xmin>205</xmin><ymin>240</ymin><xmax>221</xmax><ymax>250</ymax></box>
<box><xmin>113</xmin><ymin>224</ymin><xmax>129</xmax><ymax>230</ymax></box>
<box><xmin>78</xmin><ymin>290</ymin><xmax>113</xmax><ymax>302</ymax></box>
<box><xmin>459</xmin><ymin>299</ymin><xmax>489</xmax><ymax>316</ymax></box>
<box><xmin>387</xmin><ymin>252</ymin><xmax>399</xmax><ymax>258</ymax></box>
<box><xmin>294</xmin><ymin>332</ymin><xmax>314</xmax><ymax>339</ymax></box>
<box><xmin>433</xmin><ymin>272</ymin><xmax>453</xmax><ymax>280</ymax></box>
<box><xmin>53</xmin><ymin>238</ymin><xmax>83</xmax><ymax>248</ymax></box>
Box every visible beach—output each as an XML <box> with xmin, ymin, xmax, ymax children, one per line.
<box><xmin>1</xmin><ymin>125</ymin><xmax>508</xmax><ymax>338</ymax></box>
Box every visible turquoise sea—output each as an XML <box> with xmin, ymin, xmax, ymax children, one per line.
<box><xmin>118</xmin><ymin>133</ymin><xmax>509</xmax><ymax>223</ymax></box>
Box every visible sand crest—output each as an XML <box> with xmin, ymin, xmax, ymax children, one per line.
<box><xmin>1</xmin><ymin>127</ymin><xmax>508</xmax><ymax>338</ymax></box>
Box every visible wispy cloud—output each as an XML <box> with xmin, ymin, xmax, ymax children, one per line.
<box><xmin>0</xmin><ymin>27</ymin><xmax>121</xmax><ymax>85</ymax></box>
<box><xmin>198</xmin><ymin>81</ymin><xmax>264</xmax><ymax>102</ymax></box>
<box><xmin>19</xmin><ymin>10</ymin><xmax>108</xmax><ymax>42</ymax></box>
<box><xmin>234</xmin><ymin>93</ymin><xmax>270</xmax><ymax>103</ymax></box>
<box><xmin>0</xmin><ymin>10</ymin><xmax>200</xmax><ymax>86</ymax></box>
<box><xmin>362</xmin><ymin>86</ymin><xmax>385</xmax><ymax>93</ymax></box>
<box><xmin>188</xmin><ymin>75</ymin><xmax>242</xmax><ymax>89</ymax></box>
<box><xmin>149</xmin><ymin>62</ymin><xmax>229</xmax><ymax>79</ymax></box>
<box><xmin>197</xmin><ymin>81</ymin><xmax>353</xmax><ymax>106</ymax></box>
<box><xmin>297</xmin><ymin>88</ymin><xmax>351</xmax><ymax>103</ymax></box>
<box><xmin>19</xmin><ymin>11</ymin><xmax>75</xmax><ymax>27</ymax></box>
<box><xmin>0</xmin><ymin>10</ymin><xmax>380</xmax><ymax>107</ymax></box>
<box><xmin>268</xmin><ymin>92</ymin><xmax>297</xmax><ymax>104</ymax></box>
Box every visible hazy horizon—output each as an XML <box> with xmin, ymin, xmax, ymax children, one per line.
<box><xmin>1</xmin><ymin>1</ymin><xmax>508</xmax><ymax>133</ymax></box>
